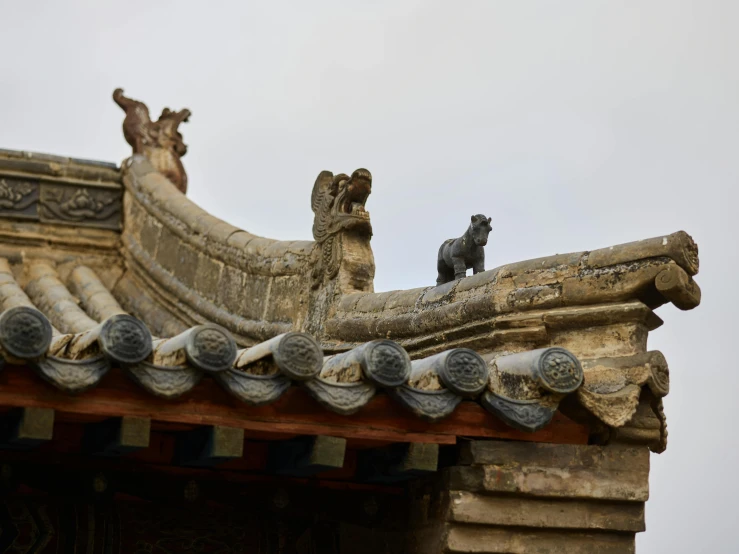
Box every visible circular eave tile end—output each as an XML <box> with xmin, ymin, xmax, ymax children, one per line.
<box><xmin>0</xmin><ymin>306</ymin><xmax>53</xmax><ymax>359</ymax></box>
<box><xmin>185</xmin><ymin>323</ymin><xmax>237</xmax><ymax>373</ymax></box>
<box><xmin>363</xmin><ymin>339</ymin><xmax>411</xmax><ymax>387</ymax></box>
<box><xmin>274</xmin><ymin>332</ymin><xmax>323</xmax><ymax>381</ymax></box>
<box><xmin>441</xmin><ymin>348</ymin><xmax>489</xmax><ymax>397</ymax></box>
<box><xmin>538</xmin><ymin>347</ymin><xmax>583</xmax><ymax>394</ymax></box>
<box><xmin>99</xmin><ymin>314</ymin><xmax>153</xmax><ymax>364</ymax></box>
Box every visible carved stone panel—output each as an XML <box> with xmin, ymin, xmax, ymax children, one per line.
<box><xmin>38</xmin><ymin>184</ymin><xmax>122</xmax><ymax>230</ymax></box>
<box><xmin>0</xmin><ymin>177</ymin><xmax>39</xmax><ymax>219</ymax></box>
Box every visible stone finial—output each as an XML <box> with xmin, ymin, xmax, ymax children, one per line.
<box><xmin>113</xmin><ymin>88</ymin><xmax>191</xmax><ymax>194</ymax></box>
<box><xmin>436</xmin><ymin>214</ymin><xmax>492</xmax><ymax>285</ymax></box>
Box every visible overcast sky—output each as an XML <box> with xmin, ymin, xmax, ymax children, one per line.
<box><xmin>1</xmin><ymin>1</ymin><xmax>736</xmax><ymax>551</ymax></box>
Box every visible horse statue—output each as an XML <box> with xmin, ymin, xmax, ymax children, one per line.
<box><xmin>436</xmin><ymin>214</ymin><xmax>492</xmax><ymax>285</ymax></box>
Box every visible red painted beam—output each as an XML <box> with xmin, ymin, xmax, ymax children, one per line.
<box><xmin>0</xmin><ymin>364</ymin><xmax>588</xmax><ymax>445</ymax></box>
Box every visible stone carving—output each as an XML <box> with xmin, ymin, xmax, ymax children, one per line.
<box><xmin>113</xmin><ymin>88</ymin><xmax>191</xmax><ymax>193</ymax></box>
<box><xmin>538</xmin><ymin>348</ymin><xmax>583</xmax><ymax>393</ymax></box>
<box><xmin>443</xmin><ymin>349</ymin><xmax>489</xmax><ymax>396</ymax></box>
<box><xmin>303</xmin><ymin>379</ymin><xmax>377</xmax><ymax>415</ymax></box>
<box><xmin>655</xmin><ymin>265</ymin><xmax>701</xmax><ymax>310</ymax></box>
<box><xmin>0</xmin><ymin>306</ymin><xmax>53</xmax><ymax>359</ymax></box>
<box><xmin>364</xmin><ymin>340</ymin><xmax>412</xmax><ymax>387</ymax></box>
<box><xmin>320</xmin><ymin>339</ymin><xmax>411</xmax><ymax>388</ymax></box>
<box><xmin>32</xmin><ymin>355</ymin><xmax>110</xmax><ymax>394</ymax></box>
<box><xmin>310</xmin><ymin>169</ymin><xmax>373</xmax><ymax>288</ymax></box>
<box><xmin>409</xmin><ymin>348</ymin><xmax>488</xmax><ymax>398</ymax></box>
<box><xmin>99</xmin><ymin>314</ymin><xmax>153</xmax><ymax>365</ymax></box>
<box><xmin>39</xmin><ymin>186</ymin><xmax>121</xmax><ymax>229</ymax></box>
<box><xmin>391</xmin><ymin>386</ymin><xmax>463</xmax><ymax>421</ymax></box>
<box><xmin>216</xmin><ymin>370</ymin><xmax>292</xmax><ymax>406</ymax></box>
<box><xmin>126</xmin><ymin>362</ymin><xmax>203</xmax><ymax>399</ymax></box>
<box><xmin>481</xmin><ymin>391</ymin><xmax>555</xmax><ymax>432</ymax></box>
<box><xmin>647</xmin><ymin>352</ymin><xmax>670</xmax><ymax>397</ymax></box>
<box><xmin>185</xmin><ymin>324</ymin><xmax>238</xmax><ymax>373</ymax></box>
<box><xmin>681</xmin><ymin>233</ymin><xmax>700</xmax><ymax>274</ymax></box>
<box><xmin>273</xmin><ymin>332</ymin><xmax>324</xmax><ymax>381</ymax></box>
<box><xmin>0</xmin><ymin>178</ymin><xmax>38</xmax><ymax>217</ymax></box>
<box><xmin>436</xmin><ymin>214</ymin><xmax>492</xmax><ymax>285</ymax></box>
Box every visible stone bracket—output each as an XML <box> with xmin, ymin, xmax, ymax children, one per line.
<box><xmin>358</xmin><ymin>442</ymin><xmax>439</xmax><ymax>483</ymax></box>
<box><xmin>0</xmin><ymin>407</ymin><xmax>54</xmax><ymax>449</ymax></box>
<box><xmin>174</xmin><ymin>425</ymin><xmax>244</xmax><ymax>467</ymax></box>
<box><xmin>269</xmin><ymin>435</ymin><xmax>347</xmax><ymax>476</ymax></box>
<box><xmin>82</xmin><ymin>416</ymin><xmax>151</xmax><ymax>456</ymax></box>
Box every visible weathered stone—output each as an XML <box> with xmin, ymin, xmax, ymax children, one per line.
<box><xmin>654</xmin><ymin>264</ymin><xmax>701</xmax><ymax>310</ymax></box>
<box><xmin>337</xmin><ymin>292</ymin><xmax>367</xmax><ymax>313</ymax></box>
<box><xmin>454</xmin><ymin>266</ymin><xmax>499</xmax><ymax>293</ymax></box>
<box><xmin>384</xmin><ymin>288</ymin><xmax>425</xmax><ymax>310</ymax></box>
<box><xmin>174</xmin><ymin>243</ymin><xmax>199</xmax><ymax>289</ymax></box>
<box><xmin>263</xmin><ymin>275</ymin><xmax>306</xmax><ymax>324</ymax></box>
<box><xmin>155</xmin><ymin>229</ymin><xmax>181</xmax><ymax>275</ymax></box>
<box><xmin>585</xmin><ymin>230</ymin><xmax>698</xmax><ymax>275</ymax></box>
<box><xmin>444</xmin><ymin>526</ymin><xmax>635</xmax><ymax>554</ymax></box>
<box><xmin>216</xmin><ymin>265</ymin><xmax>246</xmax><ymax>313</ymax></box>
<box><xmin>458</xmin><ymin>441</ymin><xmax>649</xmax><ymax>473</ymax></box>
<box><xmin>113</xmin><ymin>89</ymin><xmax>190</xmax><ymax>193</ymax></box>
<box><xmin>193</xmin><ymin>253</ymin><xmax>223</xmax><ymax>301</ymax></box>
<box><xmin>355</xmin><ymin>291</ymin><xmax>394</xmax><ymax>313</ymax></box>
<box><xmin>225</xmin><ymin>230</ymin><xmax>256</xmax><ymax>250</ymax></box>
<box><xmin>549</xmin><ymin>323</ymin><xmax>648</xmax><ymax>361</ymax></box>
<box><xmin>561</xmin><ymin>261</ymin><xmax>666</xmax><ymax>307</ymax></box>
<box><xmin>203</xmin><ymin>220</ymin><xmax>240</xmax><ymax>245</ymax></box>
<box><xmin>449</xmin><ymin>491</ymin><xmax>645</xmax><ymax>532</ymax></box>
<box><xmin>421</xmin><ymin>280</ymin><xmax>458</xmax><ymax>305</ymax></box>
<box><xmin>506</xmin><ymin>284</ymin><xmax>562</xmax><ymax>310</ymax></box>
<box><xmin>139</xmin><ymin>212</ymin><xmax>163</xmax><ymax>257</ymax></box>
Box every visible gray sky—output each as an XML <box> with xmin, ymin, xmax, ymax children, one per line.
<box><xmin>1</xmin><ymin>1</ymin><xmax>736</xmax><ymax>551</ymax></box>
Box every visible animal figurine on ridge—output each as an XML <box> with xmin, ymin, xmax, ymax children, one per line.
<box><xmin>113</xmin><ymin>88</ymin><xmax>191</xmax><ymax>194</ymax></box>
<box><xmin>436</xmin><ymin>214</ymin><xmax>492</xmax><ymax>285</ymax></box>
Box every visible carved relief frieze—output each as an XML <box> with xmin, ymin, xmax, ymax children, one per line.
<box><xmin>0</xmin><ymin>173</ymin><xmax>122</xmax><ymax>230</ymax></box>
<box><xmin>39</xmin><ymin>184</ymin><xmax>122</xmax><ymax>229</ymax></box>
<box><xmin>0</xmin><ymin>177</ymin><xmax>39</xmax><ymax>219</ymax></box>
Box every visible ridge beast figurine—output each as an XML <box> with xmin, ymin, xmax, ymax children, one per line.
<box><xmin>113</xmin><ymin>88</ymin><xmax>191</xmax><ymax>194</ymax></box>
<box><xmin>437</xmin><ymin>214</ymin><xmax>492</xmax><ymax>285</ymax></box>
<box><xmin>311</xmin><ymin>168</ymin><xmax>373</xmax><ymax>290</ymax></box>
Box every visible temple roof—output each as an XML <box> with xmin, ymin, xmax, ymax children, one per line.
<box><xmin>0</xmin><ymin>133</ymin><xmax>701</xmax><ymax>460</ymax></box>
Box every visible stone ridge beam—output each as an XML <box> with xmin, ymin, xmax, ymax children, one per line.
<box><xmin>326</xmin><ymin>231</ymin><xmax>700</xmax><ymax>346</ymax></box>
<box><xmin>121</xmin><ymin>156</ymin><xmax>314</xmax><ymax>343</ymax></box>
<box><xmin>0</xmin><ymin>149</ymin><xmax>121</xmax><ymax>184</ymax></box>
